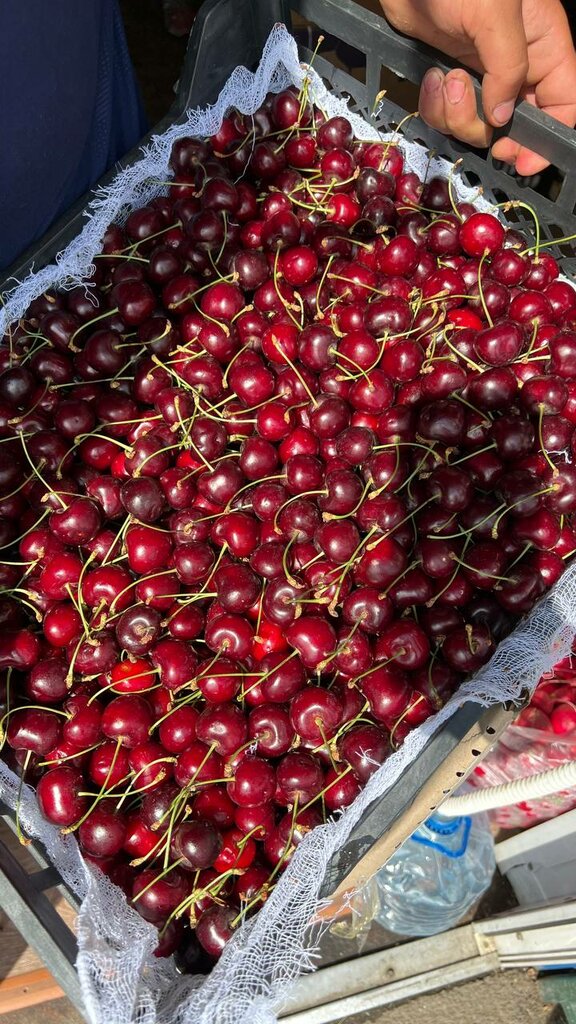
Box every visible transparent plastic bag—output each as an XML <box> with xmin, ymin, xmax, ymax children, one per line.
<box><xmin>329</xmin><ymin>878</ymin><xmax>381</xmax><ymax>945</ymax></box>
<box><xmin>469</xmin><ymin>723</ymin><xmax>576</xmax><ymax>828</ymax></box>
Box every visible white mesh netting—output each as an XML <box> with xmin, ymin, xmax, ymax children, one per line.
<box><xmin>1</xmin><ymin>23</ymin><xmax>576</xmax><ymax>1024</ymax></box>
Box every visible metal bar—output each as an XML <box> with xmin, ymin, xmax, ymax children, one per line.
<box><xmin>489</xmin><ymin>924</ymin><xmax>576</xmax><ymax>958</ymax></box>
<box><xmin>279</xmin><ymin>899</ymin><xmax>575</xmax><ymax>1023</ymax></box>
<box><xmin>475</xmin><ymin>900</ymin><xmax>576</xmax><ymax>934</ymax></box>
<box><xmin>1</xmin><ymin>808</ymin><xmax>50</xmax><ymax>870</ymax></box>
<box><xmin>280</xmin><ymin>954</ymin><xmax>500</xmax><ymax>1024</ymax></box>
<box><xmin>280</xmin><ymin>924</ymin><xmax>487</xmax><ymax>1015</ymax></box>
<box><xmin>500</xmin><ymin>954</ymin><xmax>576</xmax><ymax>966</ymax></box>
<box><xmin>1</xmin><ymin>805</ymin><xmax>81</xmax><ymax>912</ymax></box>
<box><xmin>30</xmin><ymin>866</ymin><xmax>63</xmax><ymax>891</ymax></box>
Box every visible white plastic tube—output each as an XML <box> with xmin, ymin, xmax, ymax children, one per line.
<box><xmin>441</xmin><ymin>760</ymin><xmax>576</xmax><ymax>816</ymax></box>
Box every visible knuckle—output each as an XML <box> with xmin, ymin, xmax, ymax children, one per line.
<box><xmin>379</xmin><ymin>1</ymin><xmax>414</xmax><ymax>35</ymax></box>
<box><xmin>515</xmin><ymin>55</ymin><xmax>530</xmax><ymax>80</ymax></box>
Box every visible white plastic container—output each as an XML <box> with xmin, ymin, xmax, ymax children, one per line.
<box><xmin>495</xmin><ymin>807</ymin><xmax>576</xmax><ymax>907</ymax></box>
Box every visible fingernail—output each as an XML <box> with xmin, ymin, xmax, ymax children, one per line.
<box><xmin>493</xmin><ymin>100</ymin><xmax>514</xmax><ymax>125</ymax></box>
<box><xmin>423</xmin><ymin>69</ymin><xmax>443</xmax><ymax>95</ymax></box>
<box><xmin>445</xmin><ymin>77</ymin><xmax>465</xmax><ymax>105</ymax></box>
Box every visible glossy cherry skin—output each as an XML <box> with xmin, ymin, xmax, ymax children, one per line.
<box><xmin>78</xmin><ymin>808</ymin><xmax>127</xmax><ymax>858</ymax></box>
<box><xmin>158</xmin><ymin>706</ymin><xmax>199</xmax><ymax>754</ymax></box>
<box><xmin>174</xmin><ymin>742</ymin><xmax>224</xmax><ymax>789</ymax></box>
<box><xmin>285</xmin><ymin>617</ymin><xmax>337</xmax><ymax>670</ymax></box>
<box><xmin>132</xmin><ymin>868</ymin><xmax>189</xmax><ymax>925</ymax></box>
<box><xmin>227</xmin><ymin>755</ymin><xmax>276</xmax><ymax>807</ymax></box>
<box><xmin>171</xmin><ymin>820</ymin><xmax>223</xmax><ymax>870</ymax></box>
<box><xmin>248</xmin><ymin>705</ymin><xmax>294</xmax><ymax>757</ymax></box>
<box><xmin>442</xmin><ymin>624</ymin><xmax>495</xmax><ymax>672</ymax></box>
<box><xmin>36</xmin><ymin>766</ymin><xmax>88</xmax><ymax>826</ymax></box>
<box><xmin>25</xmin><ymin>658</ymin><xmax>69</xmax><ymax>705</ymax></box>
<box><xmin>361</xmin><ymin>664</ymin><xmax>411</xmax><ymax>721</ymax></box>
<box><xmin>6</xmin><ymin>708</ymin><xmax>62</xmax><ymax>755</ymax></box>
<box><xmin>459</xmin><ymin>213</ymin><xmax>504</xmax><ymax>256</ymax></box>
<box><xmin>342</xmin><ymin>587</ymin><xmax>394</xmax><ymax>633</ymax></box>
<box><xmin>196</xmin><ymin>906</ymin><xmax>237</xmax><ymax>958</ymax></box>
<box><xmin>474</xmin><ymin>321</ymin><xmax>523</xmax><ymax>366</ymax></box>
<box><xmin>100</xmin><ymin>696</ymin><xmax>154</xmax><ymax>748</ymax></box>
<box><xmin>196</xmin><ymin>703</ymin><xmax>248</xmax><ymax>756</ymax></box>
<box><xmin>338</xmin><ymin>724</ymin><xmax>391</xmax><ymax>782</ymax></box>
<box><xmin>324</xmin><ymin>766</ymin><xmax>362</xmax><ymax>810</ymax></box>
<box><xmin>276</xmin><ymin>751</ymin><xmax>324</xmax><ymax>805</ymax></box>
<box><xmin>289</xmin><ymin>686</ymin><xmax>343</xmax><ymax>744</ymax></box>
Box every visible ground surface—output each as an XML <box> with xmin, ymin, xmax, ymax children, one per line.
<box><xmin>352</xmin><ymin>971</ymin><xmax>565</xmax><ymax>1024</ymax></box>
<box><xmin>0</xmin><ymin>970</ymin><xmax>565</xmax><ymax>1024</ymax></box>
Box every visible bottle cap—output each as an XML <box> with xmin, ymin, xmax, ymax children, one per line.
<box><xmin>425</xmin><ymin>813</ymin><xmax>463</xmax><ymax>835</ymax></box>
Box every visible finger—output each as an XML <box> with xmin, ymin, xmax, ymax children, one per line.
<box><xmin>491</xmin><ymin>135</ymin><xmax>521</xmax><ymax>166</ymax></box>
<box><xmin>419</xmin><ymin>68</ymin><xmax>493</xmax><ymax>149</ymax></box>
<box><xmin>441</xmin><ymin>70</ymin><xmax>493</xmax><ymax>148</ymax></box>
<box><xmin>419</xmin><ymin>67</ymin><xmax>449</xmax><ymax>133</ymax></box>
<box><xmin>473</xmin><ymin>5</ymin><xmax>528</xmax><ymax>127</ymax></box>
<box><xmin>514</xmin><ymin>147</ymin><xmax>551</xmax><ymax>177</ymax></box>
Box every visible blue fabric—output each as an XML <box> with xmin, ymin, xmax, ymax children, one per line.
<box><xmin>0</xmin><ymin>0</ymin><xmax>148</xmax><ymax>271</ymax></box>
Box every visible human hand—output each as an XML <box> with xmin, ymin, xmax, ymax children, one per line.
<box><xmin>379</xmin><ymin>0</ymin><xmax>576</xmax><ymax>175</ymax></box>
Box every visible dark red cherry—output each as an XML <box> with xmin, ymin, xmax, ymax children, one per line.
<box><xmin>172</xmin><ymin>820</ymin><xmax>223</xmax><ymax>870</ymax></box>
<box><xmin>338</xmin><ymin>724</ymin><xmax>390</xmax><ymax>782</ymax></box>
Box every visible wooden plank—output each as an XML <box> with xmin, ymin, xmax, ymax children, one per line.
<box><xmin>0</xmin><ymin>968</ymin><xmax>64</xmax><ymax>1015</ymax></box>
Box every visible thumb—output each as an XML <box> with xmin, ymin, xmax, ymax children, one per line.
<box><xmin>474</xmin><ymin>9</ymin><xmax>529</xmax><ymax>127</ymax></box>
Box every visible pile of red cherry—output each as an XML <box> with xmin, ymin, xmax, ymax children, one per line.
<box><xmin>516</xmin><ymin>651</ymin><xmax>576</xmax><ymax>735</ymax></box>
<box><xmin>470</xmin><ymin>647</ymin><xmax>576</xmax><ymax>829</ymax></box>
<box><xmin>1</xmin><ymin>84</ymin><xmax>576</xmax><ymax>971</ymax></box>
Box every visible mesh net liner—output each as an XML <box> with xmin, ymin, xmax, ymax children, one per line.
<box><xmin>1</xmin><ymin>24</ymin><xmax>576</xmax><ymax>1024</ymax></box>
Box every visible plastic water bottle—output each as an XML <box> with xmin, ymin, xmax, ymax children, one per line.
<box><xmin>375</xmin><ymin>812</ymin><xmax>495</xmax><ymax>937</ymax></box>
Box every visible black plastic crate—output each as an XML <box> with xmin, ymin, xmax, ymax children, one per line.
<box><xmin>1</xmin><ymin>0</ymin><xmax>575</xmax><ymax>1012</ymax></box>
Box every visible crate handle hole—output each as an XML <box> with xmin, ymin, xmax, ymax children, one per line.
<box><xmin>471</xmin><ymin>748</ymin><xmax>482</xmax><ymax>757</ymax></box>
